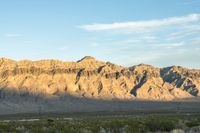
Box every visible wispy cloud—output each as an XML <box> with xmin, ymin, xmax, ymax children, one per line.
<box><xmin>166</xmin><ymin>24</ymin><xmax>200</xmax><ymax>40</ymax></box>
<box><xmin>151</xmin><ymin>42</ymin><xmax>185</xmax><ymax>49</ymax></box>
<box><xmin>80</xmin><ymin>14</ymin><xmax>200</xmax><ymax>32</ymax></box>
<box><xmin>79</xmin><ymin>14</ymin><xmax>200</xmax><ymax>68</ymax></box>
<box><xmin>142</xmin><ymin>35</ymin><xmax>157</xmax><ymax>41</ymax></box>
<box><xmin>4</xmin><ymin>33</ymin><xmax>22</xmax><ymax>37</ymax></box>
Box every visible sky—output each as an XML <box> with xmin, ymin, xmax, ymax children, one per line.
<box><xmin>0</xmin><ymin>0</ymin><xmax>200</xmax><ymax>68</ymax></box>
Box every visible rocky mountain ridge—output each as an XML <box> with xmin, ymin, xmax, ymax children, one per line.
<box><xmin>0</xmin><ymin>56</ymin><xmax>200</xmax><ymax>101</ymax></box>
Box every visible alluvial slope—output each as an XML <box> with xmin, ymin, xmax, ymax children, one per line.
<box><xmin>0</xmin><ymin>56</ymin><xmax>200</xmax><ymax>101</ymax></box>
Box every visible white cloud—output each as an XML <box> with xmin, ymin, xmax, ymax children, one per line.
<box><xmin>151</xmin><ymin>42</ymin><xmax>185</xmax><ymax>49</ymax></box>
<box><xmin>4</xmin><ymin>33</ymin><xmax>22</xmax><ymax>37</ymax></box>
<box><xmin>123</xmin><ymin>39</ymin><xmax>141</xmax><ymax>43</ymax></box>
<box><xmin>79</xmin><ymin>14</ymin><xmax>200</xmax><ymax>68</ymax></box>
<box><xmin>143</xmin><ymin>35</ymin><xmax>157</xmax><ymax>41</ymax></box>
<box><xmin>80</xmin><ymin>14</ymin><xmax>200</xmax><ymax>32</ymax></box>
<box><xmin>166</xmin><ymin>24</ymin><xmax>200</xmax><ymax>40</ymax></box>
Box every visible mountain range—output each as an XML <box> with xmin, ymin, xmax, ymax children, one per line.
<box><xmin>0</xmin><ymin>56</ymin><xmax>199</xmax><ymax>101</ymax></box>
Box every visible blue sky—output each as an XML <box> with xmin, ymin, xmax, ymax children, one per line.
<box><xmin>0</xmin><ymin>0</ymin><xmax>200</xmax><ymax>68</ymax></box>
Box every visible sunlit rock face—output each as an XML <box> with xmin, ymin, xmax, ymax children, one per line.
<box><xmin>0</xmin><ymin>56</ymin><xmax>200</xmax><ymax>101</ymax></box>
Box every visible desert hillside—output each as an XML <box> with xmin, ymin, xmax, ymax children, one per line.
<box><xmin>0</xmin><ymin>56</ymin><xmax>200</xmax><ymax>101</ymax></box>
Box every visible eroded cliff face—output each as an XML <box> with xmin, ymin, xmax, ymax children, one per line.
<box><xmin>0</xmin><ymin>56</ymin><xmax>199</xmax><ymax>101</ymax></box>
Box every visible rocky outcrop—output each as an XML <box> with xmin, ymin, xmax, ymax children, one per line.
<box><xmin>0</xmin><ymin>56</ymin><xmax>199</xmax><ymax>101</ymax></box>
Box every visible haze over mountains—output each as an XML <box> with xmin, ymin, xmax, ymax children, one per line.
<box><xmin>0</xmin><ymin>56</ymin><xmax>199</xmax><ymax>102</ymax></box>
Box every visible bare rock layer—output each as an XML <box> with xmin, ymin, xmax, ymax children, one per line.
<box><xmin>0</xmin><ymin>56</ymin><xmax>200</xmax><ymax>101</ymax></box>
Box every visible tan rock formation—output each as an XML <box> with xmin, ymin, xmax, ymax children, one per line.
<box><xmin>0</xmin><ymin>56</ymin><xmax>199</xmax><ymax>101</ymax></box>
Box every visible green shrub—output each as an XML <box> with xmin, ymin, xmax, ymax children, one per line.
<box><xmin>186</xmin><ymin>120</ymin><xmax>199</xmax><ymax>128</ymax></box>
<box><xmin>145</xmin><ymin>118</ymin><xmax>175</xmax><ymax>132</ymax></box>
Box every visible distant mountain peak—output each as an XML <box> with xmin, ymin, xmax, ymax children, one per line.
<box><xmin>77</xmin><ymin>56</ymin><xmax>96</xmax><ymax>62</ymax></box>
